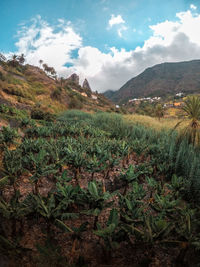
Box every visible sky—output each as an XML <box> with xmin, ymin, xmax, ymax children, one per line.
<box><xmin>1</xmin><ymin>0</ymin><xmax>200</xmax><ymax>92</ymax></box>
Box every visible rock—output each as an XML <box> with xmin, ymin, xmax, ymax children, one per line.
<box><xmin>67</xmin><ymin>73</ymin><xmax>79</xmax><ymax>85</ymax></box>
<box><xmin>80</xmin><ymin>92</ymin><xmax>87</xmax><ymax>97</ymax></box>
<box><xmin>91</xmin><ymin>95</ymin><xmax>97</xmax><ymax>100</ymax></box>
<box><xmin>82</xmin><ymin>78</ymin><xmax>92</xmax><ymax>91</ymax></box>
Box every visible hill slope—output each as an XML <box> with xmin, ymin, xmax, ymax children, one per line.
<box><xmin>105</xmin><ymin>60</ymin><xmax>200</xmax><ymax>103</ymax></box>
<box><xmin>0</xmin><ymin>59</ymin><xmax>114</xmax><ymax>117</ymax></box>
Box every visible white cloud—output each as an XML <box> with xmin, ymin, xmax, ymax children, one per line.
<box><xmin>107</xmin><ymin>14</ymin><xmax>127</xmax><ymax>38</ymax></box>
<box><xmin>117</xmin><ymin>25</ymin><xmax>128</xmax><ymax>37</ymax></box>
<box><xmin>13</xmin><ymin>9</ymin><xmax>200</xmax><ymax>93</ymax></box>
<box><xmin>108</xmin><ymin>14</ymin><xmax>125</xmax><ymax>27</ymax></box>
<box><xmin>14</xmin><ymin>16</ymin><xmax>82</xmax><ymax>76</ymax></box>
<box><xmin>190</xmin><ymin>4</ymin><xmax>197</xmax><ymax>10</ymax></box>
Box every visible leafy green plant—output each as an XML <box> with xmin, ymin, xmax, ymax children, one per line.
<box><xmin>94</xmin><ymin>208</ymin><xmax>119</xmax><ymax>262</ymax></box>
<box><xmin>0</xmin><ymin>126</ymin><xmax>19</xmax><ymax>147</ymax></box>
<box><xmin>82</xmin><ymin>181</ymin><xmax>114</xmax><ymax>229</ymax></box>
<box><xmin>25</xmin><ymin>149</ymin><xmax>57</xmax><ymax>194</ymax></box>
<box><xmin>119</xmin><ymin>165</ymin><xmax>139</xmax><ymax>195</ymax></box>
<box><xmin>2</xmin><ymin>148</ymin><xmax>23</xmax><ymax>192</ymax></box>
<box><xmin>55</xmin><ymin>219</ymin><xmax>88</xmax><ymax>265</ymax></box>
<box><xmin>0</xmin><ymin>191</ymin><xmax>32</xmax><ymax>239</ymax></box>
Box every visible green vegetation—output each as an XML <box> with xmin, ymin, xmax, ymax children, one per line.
<box><xmin>0</xmin><ymin>54</ymin><xmax>114</xmax><ymax>116</ymax></box>
<box><xmin>0</xmin><ymin>110</ymin><xmax>200</xmax><ymax>266</ymax></box>
<box><xmin>175</xmin><ymin>95</ymin><xmax>200</xmax><ymax>146</ymax></box>
<box><xmin>155</xmin><ymin>103</ymin><xmax>164</xmax><ymax>120</ymax></box>
<box><xmin>0</xmin><ymin>104</ymin><xmax>28</xmax><ymax>121</ymax></box>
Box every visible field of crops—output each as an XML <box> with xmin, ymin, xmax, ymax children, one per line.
<box><xmin>0</xmin><ymin>110</ymin><xmax>200</xmax><ymax>266</ymax></box>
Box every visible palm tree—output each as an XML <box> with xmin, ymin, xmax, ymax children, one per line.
<box><xmin>174</xmin><ymin>96</ymin><xmax>200</xmax><ymax>146</ymax></box>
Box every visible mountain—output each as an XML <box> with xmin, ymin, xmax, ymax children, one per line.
<box><xmin>0</xmin><ymin>58</ymin><xmax>114</xmax><ymax>119</ymax></box>
<box><xmin>104</xmin><ymin>60</ymin><xmax>200</xmax><ymax>104</ymax></box>
<box><xmin>103</xmin><ymin>90</ymin><xmax>116</xmax><ymax>99</ymax></box>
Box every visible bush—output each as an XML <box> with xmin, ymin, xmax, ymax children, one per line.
<box><xmin>0</xmin><ymin>104</ymin><xmax>28</xmax><ymax>120</ymax></box>
<box><xmin>0</xmin><ymin>126</ymin><xmax>19</xmax><ymax>145</ymax></box>
<box><xmin>31</xmin><ymin>109</ymin><xmax>55</xmax><ymax>121</ymax></box>
<box><xmin>51</xmin><ymin>87</ymin><xmax>62</xmax><ymax>100</ymax></box>
<box><xmin>68</xmin><ymin>96</ymin><xmax>83</xmax><ymax>109</ymax></box>
<box><xmin>0</xmin><ymin>71</ymin><xmax>5</xmax><ymax>81</ymax></box>
<box><xmin>0</xmin><ymin>104</ymin><xmax>10</xmax><ymax>114</ymax></box>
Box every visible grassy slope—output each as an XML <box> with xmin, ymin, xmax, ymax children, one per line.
<box><xmin>0</xmin><ymin>62</ymin><xmax>115</xmax><ymax>115</ymax></box>
<box><xmin>125</xmin><ymin>114</ymin><xmax>189</xmax><ymax>131</ymax></box>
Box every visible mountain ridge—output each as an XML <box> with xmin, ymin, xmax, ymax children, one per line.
<box><xmin>104</xmin><ymin>59</ymin><xmax>200</xmax><ymax>103</ymax></box>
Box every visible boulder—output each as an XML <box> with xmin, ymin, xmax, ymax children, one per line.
<box><xmin>67</xmin><ymin>73</ymin><xmax>79</xmax><ymax>85</ymax></box>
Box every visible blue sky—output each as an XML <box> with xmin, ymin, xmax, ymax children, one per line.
<box><xmin>1</xmin><ymin>0</ymin><xmax>200</xmax><ymax>91</ymax></box>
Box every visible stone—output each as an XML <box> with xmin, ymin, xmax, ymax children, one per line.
<box><xmin>67</xmin><ymin>73</ymin><xmax>79</xmax><ymax>85</ymax></box>
<box><xmin>82</xmin><ymin>78</ymin><xmax>92</xmax><ymax>91</ymax></box>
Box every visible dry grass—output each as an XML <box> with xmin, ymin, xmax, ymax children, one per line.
<box><xmin>125</xmin><ymin>114</ymin><xmax>189</xmax><ymax>131</ymax></box>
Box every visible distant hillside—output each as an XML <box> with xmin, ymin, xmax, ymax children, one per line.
<box><xmin>103</xmin><ymin>90</ymin><xmax>116</xmax><ymax>99</ymax></box>
<box><xmin>104</xmin><ymin>60</ymin><xmax>200</xmax><ymax>103</ymax></box>
<box><xmin>0</xmin><ymin>57</ymin><xmax>114</xmax><ymax>117</ymax></box>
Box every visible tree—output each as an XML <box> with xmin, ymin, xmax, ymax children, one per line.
<box><xmin>17</xmin><ymin>54</ymin><xmax>25</xmax><ymax>65</ymax></box>
<box><xmin>155</xmin><ymin>103</ymin><xmax>164</xmax><ymax>120</ymax></box>
<box><xmin>39</xmin><ymin>59</ymin><xmax>43</xmax><ymax>68</ymax></box>
<box><xmin>174</xmin><ymin>96</ymin><xmax>200</xmax><ymax>146</ymax></box>
<box><xmin>49</xmin><ymin>67</ymin><xmax>56</xmax><ymax>76</ymax></box>
<box><xmin>60</xmin><ymin>77</ymin><xmax>64</xmax><ymax>86</ymax></box>
<box><xmin>42</xmin><ymin>64</ymin><xmax>56</xmax><ymax>78</ymax></box>
<box><xmin>42</xmin><ymin>63</ymin><xmax>48</xmax><ymax>72</ymax></box>
<box><xmin>9</xmin><ymin>54</ymin><xmax>18</xmax><ymax>67</ymax></box>
<box><xmin>0</xmin><ymin>53</ymin><xmax>7</xmax><ymax>62</ymax></box>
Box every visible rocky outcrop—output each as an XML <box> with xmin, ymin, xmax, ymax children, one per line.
<box><xmin>67</xmin><ymin>73</ymin><xmax>79</xmax><ymax>85</ymax></box>
<box><xmin>82</xmin><ymin>78</ymin><xmax>92</xmax><ymax>91</ymax></box>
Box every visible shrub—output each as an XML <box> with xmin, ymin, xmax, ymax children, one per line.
<box><xmin>31</xmin><ymin>109</ymin><xmax>55</xmax><ymax>121</ymax></box>
<box><xmin>0</xmin><ymin>104</ymin><xmax>28</xmax><ymax>120</ymax></box>
<box><xmin>51</xmin><ymin>87</ymin><xmax>62</xmax><ymax>100</ymax></box>
<box><xmin>0</xmin><ymin>71</ymin><xmax>5</xmax><ymax>81</ymax></box>
<box><xmin>0</xmin><ymin>104</ymin><xmax>10</xmax><ymax>114</ymax></box>
<box><xmin>68</xmin><ymin>96</ymin><xmax>83</xmax><ymax>109</ymax></box>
